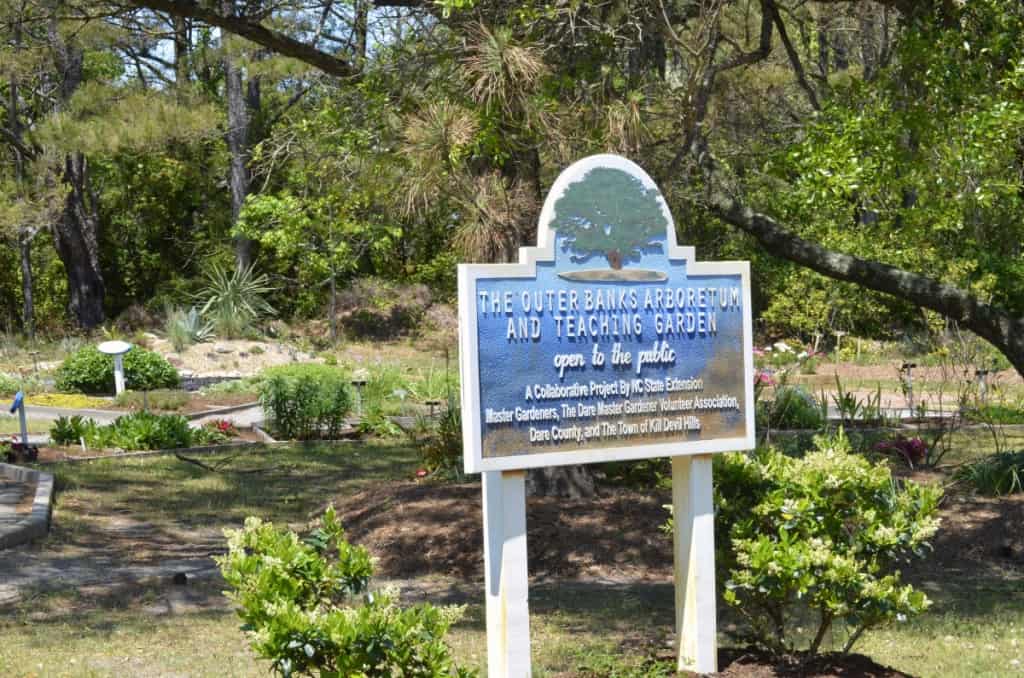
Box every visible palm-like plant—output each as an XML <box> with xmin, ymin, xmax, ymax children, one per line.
<box><xmin>198</xmin><ymin>264</ymin><xmax>275</xmax><ymax>339</ymax></box>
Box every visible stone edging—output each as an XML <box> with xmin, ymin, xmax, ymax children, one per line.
<box><xmin>0</xmin><ymin>463</ymin><xmax>53</xmax><ymax>548</ymax></box>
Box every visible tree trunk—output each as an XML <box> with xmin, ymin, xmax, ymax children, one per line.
<box><xmin>526</xmin><ymin>465</ymin><xmax>596</xmax><ymax>499</ymax></box>
<box><xmin>174</xmin><ymin>15</ymin><xmax>190</xmax><ymax>87</ymax></box>
<box><xmin>49</xmin><ymin>10</ymin><xmax>105</xmax><ymax>329</ymax></box>
<box><xmin>606</xmin><ymin>250</ymin><xmax>624</xmax><ymax>269</ymax></box>
<box><xmin>222</xmin><ymin>4</ymin><xmax>254</xmax><ymax>270</ymax></box>
<box><xmin>53</xmin><ymin>153</ymin><xmax>106</xmax><ymax>329</ymax></box>
<box><xmin>19</xmin><ymin>235</ymin><xmax>34</xmax><ymax>339</ymax></box>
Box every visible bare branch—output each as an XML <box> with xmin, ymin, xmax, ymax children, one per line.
<box><xmin>129</xmin><ymin>0</ymin><xmax>360</xmax><ymax>78</ymax></box>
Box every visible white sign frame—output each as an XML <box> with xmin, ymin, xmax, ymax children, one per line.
<box><xmin>458</xmin><ymin>154</ymin><xmax>755</xmax><ymax>474</ymax></box>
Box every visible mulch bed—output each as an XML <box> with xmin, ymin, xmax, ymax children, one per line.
<box><xmin>710</xmin><ymin>648</ymin><xmax>913</xmax><ymax>677</ymax></box>
<box><xmin>335</xmin><ymin>481</ymin><xmax>674</xmax><ymax>581</ymax></box>
<box><xmin>335</xmin><ymin>478</ymin><xmax>1024</xmax><ymax>585</ymax></box>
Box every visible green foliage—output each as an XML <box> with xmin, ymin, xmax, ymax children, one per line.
<box><xmin>551</xmin><ymin>167</ymin><xmax>668</xmax><ymax>269</ymax></box>
<box><xmin>336</xmin><ymin>279</ymin><xmax>433</xmax><ymax>341</ymax></box>
<box><xmin>964</xmin><ymin>404</ymin><xmax>1024</xmax><ymax>425</ymax></box>
<box><xmin>758</xmin><ymin>385</ymin><xmax>825</xmax><ymax>431</ymax></box>
<box><xmin>355</xmin><ymin>406</ymin><xmax>403</xmax><ymax>438</ymax></box>
<box><xmin>0</xmin><ymin>373</ymin><xmax>19</xmax><ymax>396</ymax></box>
<box><xmin>711</xmin><ymin>431</ymin><xmax>942</xmax><ymax>655</ymax></box>
<box><xmin>831</xmin><ymin>377</ymin><xmax>884</xmax><ymax>427</ymax></box>
<box><xmin>198</xmin><ymin>264</ymin><xmax>276</xmax><ymax>339</ymax></box>
<box><xmin>114</xmin><ymin>389</ymin><xmax>190</xmax><ymax>412</ymax></box>
<box><xmin>216</xmin><ymin>507</ymin><xmax>472</xmax><ymax>677</ymax></box>
<box><xmin>259</xmin><ymin>368</ymin><xmax>352</xmax><ymax>440</ymax></box>
<box><xmin>49</xmin><ymin>415</ymin><xmax>89</xmax><ymax>446</ymax></box>
<box><xmin>55</xmin><ymin>346</ymin><xmax>179</xmax><ymax>394</ymax></box>
<box><xmin>414</xmin><ymin>400</ymin><xmax>463</xmax><ymax>477</ymax></box>
<box><xmin>62</xmin><ymin>411</ymin><xmax>194</xmax><ymax>450</ymax></box>
<box><xmin>955</xmin><ymin>451</ymin><xmax>1024</xmax><ymax>496</ymax></box>
<box><xmin>164</xmin><ymin>306</ymin><xmax>213</xmax><ymax>352</ymax></box>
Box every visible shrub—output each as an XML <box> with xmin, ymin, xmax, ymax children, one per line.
<box><xmin>704</xmin><ymin>431</ymin><xmax>941</xmax><ymax>655</ymax></box>
<box><xmin>758</xmin><ymin>385</ymin><xmax>825</xmax><ymax>431</ymax></box>
<box><xmin>414</xmin><ymin>400</ymin><xmax>463</xmax><ymax>477</ymax></box>
<box><xmin>100</xmin><ymin>411</ymin><xmax>193</xmax><ymax>450</ymax></box>
<box><xmin>874</xmin><ymin>436</ymin><xmax>928</xmax><ymax>467</ymax></box>
<box><xmin>336</xmin><ymin>278</ymin><xmax>432</xmax><ymax>340</ymax></box>
<box><xmin>955</xmin><ymin>451</ymin><xmax>1024</xmax><ymax>496</ymax></box>
<box><xmin>191</xmin><ymin>419</ymin><xmax>239</xmax><ymax>445</ymax></box>
<box><xmin>55</xmin><ymin>346</ymin><xmax>179</xmax><ymax>394</ymax></box>
<box><xmin>115</xmin><ymin>389</ymin><xmax>190</xmax><ymax>411</ymax></box>
<box><xmin>50</xmin><ymin>415</ymin><xmax>90</xmax><ymax>446</ymax></box>
<box><xmin>0</xmin><ymin>373</ymin><xmax>19</xmax><ymax>396</ymax></box>
<box><xmin>259</xmin><ymin>367</ymin><xmax>352</xmax><ymax>440</ymax></box>
<box><xmin>217</xmin><ymin>507</ymin><xmax>472</xmax><ymax>678</ymax></box>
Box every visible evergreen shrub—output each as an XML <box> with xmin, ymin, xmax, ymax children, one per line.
<box><xmin>670</xmin><ymin>430</ymin><xmax>942</xmax><ymax>656</ymax></box>
<box><xmin>55</xmin><ymin>346</ymin><xmax>179</xmax><ymax>394</ymax></box>
<box><xmin>217</xmin><ymin>508</ymin><xmax>472</xmax><ymax>677</ymax></box>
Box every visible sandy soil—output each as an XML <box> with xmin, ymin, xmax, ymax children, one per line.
<box><xmin>143</xmin><ymin>335</ymin><xmax>321</xmax><ymax>377</ymax></box>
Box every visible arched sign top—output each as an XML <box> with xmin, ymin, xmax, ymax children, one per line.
<box><xmin>534</xmin><ymin>153</ymin><xmax>692</xmax><ymax>269</ymax></box>
<box><xmin>458</xmin><ymin>154</ymin><xmax>754</xmax><ymax>474</ymax></box>
<box><xmin>97</xmin><ymin>340</ymin><xmax>133</xmax><ymax>356</ymax></box>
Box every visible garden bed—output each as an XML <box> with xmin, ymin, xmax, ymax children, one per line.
<box><xmin>30</xmin><ymin>429</ymin><xmax>267</xmax><ymax>463</ymax></box>
<box><xmin>334</xmin><ymin>480</ymin><xmax>674</xmax><ymax>581</ymax></box>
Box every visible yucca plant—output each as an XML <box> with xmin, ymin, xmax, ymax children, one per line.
<box><xmin>198</xmin><ymin>264</ymin><xmax>275</xmax><ymax>339</ymax></box>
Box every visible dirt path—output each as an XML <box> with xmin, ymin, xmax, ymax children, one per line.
<box><xmin>0</xmin><ymin>514</ymin><xmax>224</xmax><ymax>606</ymax></box>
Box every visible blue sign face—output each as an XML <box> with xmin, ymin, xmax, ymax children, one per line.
<box><xmin>459</xmin><ymin>155</ymin><xmax>754</xmax><ymax>473</ymax></box>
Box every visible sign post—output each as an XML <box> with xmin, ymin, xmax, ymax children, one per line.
<box><xmin>459</xmin><ymin>155</ymin><xmax>753</xmax><ymax>676</ymax></box>
<box><xmin>9</xmin><ymin>391</ymin><xmax>27</xmax><ymax>445</ymax></box>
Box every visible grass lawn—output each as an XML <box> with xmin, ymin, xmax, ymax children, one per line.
<box><xmin>0</xmin><ymin>416</ymin><xmax>49</xmax><ymax>435</ymax></box>
<box><xmin>0</xmin><ymin>439</ymin><xmax>1020</xmax><ymax>676</ymax></box>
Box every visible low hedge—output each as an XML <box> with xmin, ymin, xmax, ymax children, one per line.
<box><xmin>55</xmin><ymin>346</ymin><xmax>180</xmax><ymax>394</ymax></box>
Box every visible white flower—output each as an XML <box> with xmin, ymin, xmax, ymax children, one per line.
<box><xmin>774</xmin><ymin>341</ymin><xmax>793</xmax><ymax>352</ymax></box>
<box><xmin>897</xmin><ymin>613</ymin><xmax>907</xmax><ymax>622</ymax></box>
<box><xmin>798</xmin><ymin>351</ymin><xmax>809</xmax><ymax>360</ymax></box>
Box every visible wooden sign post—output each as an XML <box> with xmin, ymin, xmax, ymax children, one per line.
<box><xmin>459</xmin><ymin>155</ymin><xmax>754</xmax><ymax>676</ymax></box>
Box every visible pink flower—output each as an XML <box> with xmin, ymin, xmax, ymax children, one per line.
<box><xmin>415</xmin><ymin>469</ymin><xmax>428</xmax><ymax>478</ymax></box>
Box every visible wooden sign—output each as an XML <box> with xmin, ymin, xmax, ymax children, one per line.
<box><xmin>458</xmin><ymin>155</ymin><xmax>754</xmax><ymax>676</ymax></box>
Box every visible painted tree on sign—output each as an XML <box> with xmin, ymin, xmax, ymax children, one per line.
<box><xmin>551</xmin><ymin>168</ymin><xmax>667</xmax><ymax>269</ymax></box>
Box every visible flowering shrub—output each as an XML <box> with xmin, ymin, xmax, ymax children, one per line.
<box><xmin>712</xmin><ymin>431</ymin><xmax>941</xmax><ymax>655</ymax></box>
<box><xmin>874</xmin><ymin>436</ymin><xmax>928</xmax><ymax>467</ymax></box>
<box><xmin>217</xmin><ymin>507</ymin><xmax>473</xmax><ymax>677</ymax></box>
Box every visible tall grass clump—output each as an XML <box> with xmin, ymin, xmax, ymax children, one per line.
<box><xmin>956</xmin><ymin>451</ymin><xmax>1024</xmax><ymax>496</ymax></box>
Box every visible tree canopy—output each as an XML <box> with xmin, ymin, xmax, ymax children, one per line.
<box><xmin>1</xmin><ymin>0</ymin><xmax>1023</xmax><ymax>372</ymax></box>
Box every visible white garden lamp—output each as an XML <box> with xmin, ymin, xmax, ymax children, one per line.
<box><xmin>98</xmin><ymin>340</ymin><xmax>133</xmax><ymax>396</ymax></box>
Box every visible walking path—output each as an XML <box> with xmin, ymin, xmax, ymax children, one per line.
<box><xmin>0</xmin><ymin>477</ymin><xmax>28</xmax><ymax>536</ymax></box>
